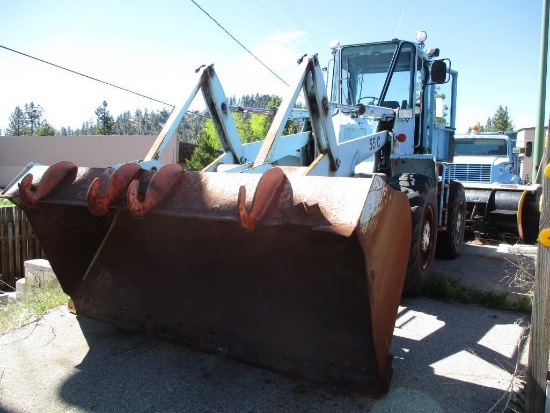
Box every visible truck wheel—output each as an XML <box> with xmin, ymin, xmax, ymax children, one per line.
<box><xmin>435</xmin><ymin>181</ymin><xmax>466</xmax><ymax>259</ymax></box>
<box><xmin>390</xmin><ymin>174</ymin><xmax>438</xmax><ymax>296</ymax></box>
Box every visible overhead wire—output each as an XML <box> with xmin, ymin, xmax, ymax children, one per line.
<box><xmin>190</xmin><ymin>0</ymin><xmax>289</xmax><ymax>87</ymax></box>
<box><xmin>0</xmin><ymin>44</ymin><xmax>175</xmax><ymax>108</ymax></box>
<box><xmin>2</xmin><ymin>2</ymin><xmax>312</xmax><ymax>116</ymax></box>
<box><xmin>252</xmin><ymin>0</ymin><xmax>307</xmax><ymax>57</ymax></box>
<box><xmin>276</xmin><ymin>0</ymin><xmax>331</xmax><ymax>64</ymax></box>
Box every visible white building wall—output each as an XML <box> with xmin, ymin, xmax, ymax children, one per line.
<box><xmin>0</xmin><ymin>135</ymin><xmax>177</xmax><ymax>187</ymax></box>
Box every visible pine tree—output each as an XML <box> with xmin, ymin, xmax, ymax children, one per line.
<box><xmin>5</xmin><ymin>106</ymin><xmax>30</xmax><ymax>136</ymax></box>
<box><xmin>24</xmin><ymin>102</ymin><xmax>43</xmax><ymax>134</ymax></box>
<box><xmin>186</xmin><ymin>129</ymin><xmax>220</xmax><ymax>171</ymax></box>
<box><xmin>95</xmin><ymin>101</ymin><xmax>116</xmax><ymax>135</ymax></box>
<box><xmin>485</xmin><ymin>106</ymin><xmax>514</xmax><ymax>132</ymax></box>
<box><xmin>35</xmin><ymin>120</ymin><xmax>56</xmax><ymax>136</ymax></box>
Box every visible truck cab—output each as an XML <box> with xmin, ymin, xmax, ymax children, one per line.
<box><xmin>449</xmin><ymin>133</ymin><xmax>522</xmax><ymax>184</ymax></box>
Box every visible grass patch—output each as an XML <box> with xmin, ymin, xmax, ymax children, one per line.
<box><xmin>424</xmin><ymin>276</ymin><xmax>531</xmax><ymax>313</ymax></box>
<box><xmin>0</xmin><ymin>286</ymin><xmax>69</xmax><ymax>334</ymax></box>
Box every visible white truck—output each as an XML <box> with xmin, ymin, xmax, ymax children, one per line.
<box><xmin>448</xmin><ymin>131</ymin><xmax>523</xmax><ymax>185</ymax></box>
<box><xmin>447</xmin><ymin>131</ymin><xmax>540</xmax><ymax>243</ymax></box>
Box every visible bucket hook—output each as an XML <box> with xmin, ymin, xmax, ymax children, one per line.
<box><xmin>237</xmin><ymin>167</ymin><xmax>286</xmax><ymax>231</ymax></box>
<box><xmin>18</xmin><ymin>161</ymin><xmax>78</xmax><ymax>207</ymax></box>
<box><xmin>87</xmin><ymin>163</ymin><xmax>142</xmax><ymax>216</ymax></box>
<box><xmin>127</xmin><ymin>163</ymin><xmax>184</xmax><ymax>217</ymax></box>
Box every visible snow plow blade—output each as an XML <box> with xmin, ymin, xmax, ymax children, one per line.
<box><xmin>2</xmin><ymin>161</ymin><xmax>411</xmax><ymax>395</ymax></box>
<box><xmin>464</xmin><ymin>183</ymin><xmax>541</xmax><ymax>243</ymax></box>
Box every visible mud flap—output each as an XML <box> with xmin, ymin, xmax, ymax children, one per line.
<box><xmin>2</xmin><ymin>162</ymin><xmax>411</xmax><ymax>395</ymax></box>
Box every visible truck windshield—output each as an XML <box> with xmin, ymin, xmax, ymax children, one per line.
<box><xmin>454</xmin><ymin>138</ymin><xmax>508</xmax><ymax>156</ymax></box>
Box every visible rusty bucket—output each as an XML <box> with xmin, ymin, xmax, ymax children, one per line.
<box><xmin>2</xmin><ymin>161</ymin><xmax>411</xmax><ymax>395</ymax></box>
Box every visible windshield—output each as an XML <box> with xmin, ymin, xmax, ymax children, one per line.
<box><xmin>454</xmin><ymin>138</ymin><xmax>508</xmax><ymax>156</ymax></box>
<box><xmin>335</xmin><ymin>41</ymin><xmax>415</xmax><ymax>110</ymax></box>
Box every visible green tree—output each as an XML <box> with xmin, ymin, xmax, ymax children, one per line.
<box><xmin>201</xmin><ymin>118</ymin><xmax>221</xmax><ymax>150</ymax></box>
<box><xmin>174</xmin><ymin>110</ymin><xmax>207</xmax><ymax>143</ymax></box>
<box><xmin>5</xmin><ymin>106</ymin><xmax>30</xmax><ymax>136</ymax></box>
<box><xmin>186</xmin><ymin>128</ymin><xmax>220</xmax><ymax>171</ymax></box>
<box><xmin>24</xmin><ymin>102</ymin><xmax>43</xmax><ymax>134</ymax></box>
<box><xmin>485</xmin><ymin>105</ymin><xmax>514</xmax><ymax>132</ymax></box>
<box><xmin>435</xmin><ymin>91</ymin><xmax>448</xmax><ymax>126</ymax></box>
<box><xmin>59</xmin><ymin>127</ymin><xmax>70</xmax><ymax>136</ymax></box>
<box><xmin>95</xmin><ymin>101</ymin><xmax>116</xmax><ymax>135</ymax></box>
<box><xmin>77</xmin><ymin>119</ymin><xmax>96</xmax><ymax>135</ymax></box>
<box><xmin>35</xmin><ymin>120</ymin><xmax>56</xmax><ymax>136</ymax></box>
<box><xmin>247</xmin><ymin>95</ymin><xmax>298</xmax><ymax>142</ymax></box>
<box><xmin>115</xmin><ymin>110</ymin><xmax>135</xmax><ymax>135</ymax></box>
<box><xmin>234</xmin><ymin>112</ymin><xmax>254</xmax><ymax>143</ymax></box>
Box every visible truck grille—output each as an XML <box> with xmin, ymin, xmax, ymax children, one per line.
<box><xmin>448</xmin><ymin>164</ymin><xmax>491</xmax><ymax>182</ymax></box>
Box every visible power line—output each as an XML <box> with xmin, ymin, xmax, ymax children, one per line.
<box><xmin>277</xmin><ymin>0</ymin><xmax>330</xmax><ymax>64</ymax></box>
<box><xmin>0</xmin><ymin>44</ymin><xmax>175</xmax><ymax>108</ymax></box>
<box><xmin>190</xmin><ymin>0</ymin><xmax>289</xmax><ymax>87</ymax></box>
<box><xmin>252</xmin><ymin>0</ymin><xmax>306</xmax><ymax>56</ymax></box>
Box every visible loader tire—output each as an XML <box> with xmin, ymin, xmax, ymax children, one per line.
<box><xmin>390</xmin><ymin>173</ymin><xmax>438</xmax><ymax>296</ymax></box>
<box><xmin>435</xmin><ymin>181</ymin><xmax>466</xmax><ymax>259</ymax></box>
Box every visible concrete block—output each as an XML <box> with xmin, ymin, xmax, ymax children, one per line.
<box><xmin>24</xmin><ymin>259</ymin><xmax>59</xmax><ymax>289</ymax></box>
<box><xmin>15</xmin><ymin>278</ymin><xmax>35</xmax><ymax>299</ymax></box>
<box><xmin>16</xmin><ymin>278</ymin><xmax>27</xmax><ymax>293</ymax></box>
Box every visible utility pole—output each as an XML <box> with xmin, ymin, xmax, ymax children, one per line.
<box><xmin>524</xmin><ymin>1</ymin><xmax>549</xmax><ymax>412</ymax></box>
<box><xmin>525</xmin><ymin>119</ymin><xmax>550</xmax><ymax>413</ymax></box>
<box><xmin>532</xmin><ymin>0</ymin><xmax>549</xmax><ymax>183</ymax></box>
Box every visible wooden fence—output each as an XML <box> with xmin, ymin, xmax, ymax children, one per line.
<box><xmin>0</xmin><ymin>206</ymin><xmax>45</xmax><ymax>288</ymax></box>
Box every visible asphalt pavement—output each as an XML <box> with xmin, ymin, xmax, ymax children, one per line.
<box><xmin>0</xmin><ymin>242</ymin><xmax>536</xmax><ymax>413</ymax></box>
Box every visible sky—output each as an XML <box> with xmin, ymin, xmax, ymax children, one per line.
<box><xmin>0</xmin><ymin>0</ymin><xmax>548</xmax><ymax>135</ymax></box>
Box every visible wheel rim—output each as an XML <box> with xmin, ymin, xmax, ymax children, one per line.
<box><xmin>420</xmin><ymin>205</ymin><xmax>436</xmax><ymax>269</ymax></box>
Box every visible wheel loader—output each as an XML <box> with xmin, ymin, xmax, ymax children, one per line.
<box><xmin>1</xmin><ymin>31</ymin><xmax>464</xmax><ymax>395</ymax></box>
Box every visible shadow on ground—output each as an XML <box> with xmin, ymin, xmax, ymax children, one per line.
<box><xmin>54</xmin><ymin>296</ymin><xmax>528</xmax><ymax>413</ymax></box>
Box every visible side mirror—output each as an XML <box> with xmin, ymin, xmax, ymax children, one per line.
<box><xmin>525</xmin><ymin>141</ymin><xmax>533</xmax><ymax>158</ymax></box>
<box><xmin>431</xmin><ymin>60</ymin><xmax>447</xmax><ymax>84</ymax></box>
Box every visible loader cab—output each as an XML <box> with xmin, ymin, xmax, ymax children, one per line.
<box><xmin>329</xmin><ymin>40</ymin><xmax>416</xmax><ymax>116</ymax></box>
<box><xmin>328</xmin><ymin>36</ymin><xmax>457</xmax><ymax>173</ymax></box>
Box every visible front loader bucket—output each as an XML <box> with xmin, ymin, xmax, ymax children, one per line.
<box><xmin>2</xmin><ymin>162</ymin><xmax>411</xmax><ymax>395</ymax></box>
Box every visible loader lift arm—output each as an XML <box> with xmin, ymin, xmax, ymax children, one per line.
<box><xmin>146</xmin><ymin>54</ymin><xmax>392</xmax><ymax>178</ymax></box>
<box><xmin>254</xmin><ymin>55</ymin><xmax>341</xmax><ymax>172</ymax></box>
<box><xmin>145</xmin><ymin>64</ymin><xmax>246</xmax><ymax>165</ymax></box>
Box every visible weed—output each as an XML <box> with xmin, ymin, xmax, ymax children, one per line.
<box><xmin>423</xmin><ymin>276</ymin><xmax>531</xmax><ymax>313</ymax></box>
<box><xmin>501</xmin><ymin>251</ymin><xmax>535</xmax><ymax>298</ymax></box>
<box><xmin>0</xmin><ymin>286</ymin><xmax>69</xmax><ymax>334</ymax></box>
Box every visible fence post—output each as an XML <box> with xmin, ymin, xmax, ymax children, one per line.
<box><xmin>0</xmin><ymin>205</ymin><xmax>46</xmax><ymax>288</ymax></box>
